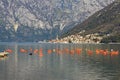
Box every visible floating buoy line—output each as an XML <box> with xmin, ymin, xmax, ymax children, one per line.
<box><xmin>0</xmin><ymin>48</ymin><xmax>119</xmax><ymax>60</ymax></box>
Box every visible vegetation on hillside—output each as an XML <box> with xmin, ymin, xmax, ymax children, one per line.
<box><xmin>61</xmin><ymin>1</ymin><xmax>120</xmax><ymax>43</ymax></box>
<box><xmin>101</xmin><ymin>35</ymin><xmax>120</xmax><ymax>43</ymax></box>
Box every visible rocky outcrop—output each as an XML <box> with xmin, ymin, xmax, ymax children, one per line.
<box><xmin>61</xmin><ymin>0</ymin><xmax>120</xmax><ymax>43</ymax></box>
<box><xmin>0</xmin><ymin>0</ymin><xmax>114</xmax><ymax>42</ymax></box>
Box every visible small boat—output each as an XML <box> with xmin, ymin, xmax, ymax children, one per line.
<box><xmin>0</xmin><ymin>52</ymin><xmax>9</xmax><ymax>57</ymax></box>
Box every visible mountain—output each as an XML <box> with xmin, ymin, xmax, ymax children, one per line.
<box><xmin>61</xmin><ymin>0</ymin><xmax>120</xmax><ymax>43</ymax></box>
<box><xmin>0</xmin><ymin>0</ymin><xmax>114</xmax><ymax>42</ymax></box>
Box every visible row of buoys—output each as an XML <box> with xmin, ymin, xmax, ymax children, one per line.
<box><xmin>19</xmin><ymin>48</ymin><xmax>44</xmax><ymax>57</ymax></box>
<box><xmin>19</xmin><ymin>48</ymin><xmax>83</xmax><ymax>57</ymax></box>
<box><xmin>19</xmin><ymin>48</ymin><xmax>119</xmax><ymax>57</ymax></box>
<box><xmin>46</xmin><ymin>48</ymin><xmax>82</xmax><ymax>55</ymax></box>
<box><xmin>95</xmin><ymin>49</ymin><xmax>119</xmax><ymax>56</ymax></box>
<box><xmin>0</xmin><ymin>48</ymin><xmax>119</xmax><ymax>59</ymax></box>
<box><xmin>86</xmin><ymin>49</ymin><xmax>119</xmax><ymax>56</ymax></box>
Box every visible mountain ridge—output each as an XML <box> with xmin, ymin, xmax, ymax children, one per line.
<box><xmin>0</xmin><ymin>0</ymin><xmax>114</xmax><ymax>42</ymax></box>
<box><xmin>61</xmin><ymin>0</ymin><xmax>120</xmax><ymax>43</ymax></box>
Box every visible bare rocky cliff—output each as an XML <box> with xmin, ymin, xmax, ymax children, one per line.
<box><xmin>0</xmin><ymin>0</ymin><xmax>114</xmax><ymax>42</ymax></box>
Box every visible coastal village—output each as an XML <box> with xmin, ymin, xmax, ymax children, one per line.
<box><xmin>49</xmin><ymin>30</ymin><xmax>103</xmax><ymax>43</ymax></box>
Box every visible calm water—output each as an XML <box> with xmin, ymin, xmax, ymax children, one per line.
<box><xmin>0</xmin><ymin>43</ymin><xmax>120</xmax><ymax>80</ymax></box>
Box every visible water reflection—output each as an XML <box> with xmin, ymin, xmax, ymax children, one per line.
<box><xmin>0</xmin><ymin>43</ymin><xmax>120</xmax><ymax>80</ymax></box>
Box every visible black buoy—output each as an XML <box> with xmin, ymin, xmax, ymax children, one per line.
<box><xmin>29</xmin><ymin>53</ymin><xmax>33</xmax><ymax>55</ymax></box>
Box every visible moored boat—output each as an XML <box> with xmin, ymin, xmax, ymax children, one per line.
<box><xmin>0</xmin><ymin>52</ymin><xmax>9</xmax><ymax>57</ymax></box>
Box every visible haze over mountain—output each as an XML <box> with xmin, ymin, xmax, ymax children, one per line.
<box><xmin>0</xmin><ymin>0</ymin><xmax>114</xmax><ymax>42</ymax></box>
<box><xmin>61</xmin><ymin>0</ymin><xmax>120</xmax><ymax>43</ymax></box>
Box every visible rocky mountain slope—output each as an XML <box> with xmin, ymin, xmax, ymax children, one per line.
<box><xmin>0</xmin><ymin>0</ymin><xmax>114</xmax><ymax>42</ymax></box>
<box><xmin>61</xmin><ymin>0</ymin><xmax>120</xmax><ymax>43</ymax></box>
